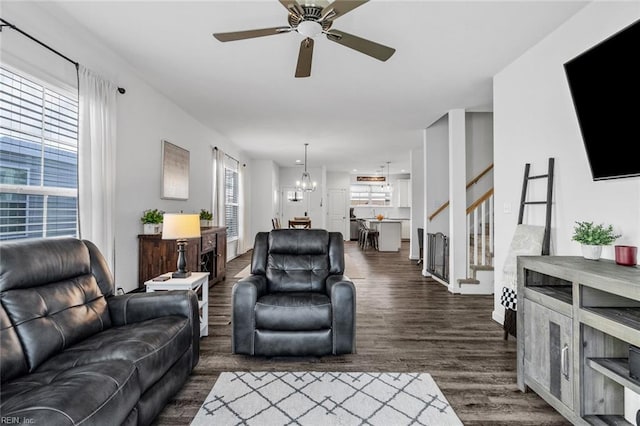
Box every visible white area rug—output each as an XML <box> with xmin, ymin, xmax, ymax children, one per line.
<box><xmin>190</xmin><ymin>371</ymin><xmax>463</xmax><ymax>426</ymax></box>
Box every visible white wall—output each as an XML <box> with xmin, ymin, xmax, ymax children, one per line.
<box><xmin>250</xmin><ymin>159</ymin><xmax>279</xmax><ymax>238</ymax></box>
<box><xmin>425</xmin><ymin>114</ymin><xmax>450</xmax><ymax>235</ymax></box>
<box><xmin>466</xmin><ymin>112</ymin><xmax>494</xmax><ymax>202</ymax></box>
<box><xmin>2</xmin><ymin>2</ymin><xmax>249</xmax><ymax>292</ymax></box>
<box><xmin>493</xmin><ymin>2</ymin><xmax>640</xmax><ymax>322</ymax></box>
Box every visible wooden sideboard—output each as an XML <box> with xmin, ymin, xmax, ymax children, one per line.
<box><xmin>517</xmin><ymin>255</ymin><xmax>640</xmax><ymax>425</ymax></box>
<box><xmin>138</xmin><ymin>227</ymin><xmax>226</xmax><ymax>290</ymax></box>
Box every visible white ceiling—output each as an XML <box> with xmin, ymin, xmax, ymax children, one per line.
<box><xmin>44</xmin><ymin>0</ymin><xmax>586</xmax><ymax>174</ymax></box>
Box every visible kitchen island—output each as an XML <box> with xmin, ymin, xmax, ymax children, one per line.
<box><xmin>366</xmin><ymin>219</ymin><xmax>402</xmax><ymax>252</ymax></box>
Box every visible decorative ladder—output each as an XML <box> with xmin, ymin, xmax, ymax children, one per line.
<box><xmin>503</xmin><ymin>157</ymin><xmax>555</xmax><ymax>339</ymax></box>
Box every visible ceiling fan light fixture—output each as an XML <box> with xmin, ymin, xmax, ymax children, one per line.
<box><xmin>213</xmin><ymin>0</ymin><xmax>395</xmax><ymax>77</ymax></box>
<box><xmin>297</xmin><ymin>20</ymin><xmax>323</xmax><ymax>37</ymax></box>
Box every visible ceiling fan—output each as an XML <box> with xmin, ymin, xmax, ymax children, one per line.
<box><xmin>213</xmin><ymin>0</ymin><xmax>396</xmax><ymax>78</ymax></box>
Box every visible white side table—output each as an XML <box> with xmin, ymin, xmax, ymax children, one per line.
<box><xmin>144</xmin><ymin>272</ymin><xmax>209</xmax><ymax>337</ymax></box>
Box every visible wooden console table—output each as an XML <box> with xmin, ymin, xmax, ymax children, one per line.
<box><xmin>138</xmin><ymin>227</ymin><xmax>226</xmax><ymax>290</ymax></box>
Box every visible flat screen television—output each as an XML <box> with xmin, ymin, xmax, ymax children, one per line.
<box><xmin>563</xmin><ymin>19</ymin><xmax>640</xmax><ymax>181</ymax></box>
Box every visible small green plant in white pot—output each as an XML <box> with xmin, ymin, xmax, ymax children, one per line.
<box><xmin>200</xmin><ymin>209</ymin><xmax>213</xmax><ymax>227</ymax></box>
<box><xmin>140</xmin><ymin>209</ymin><xmax>164</xmax><ymax>234</ymax></box>
<box><xmin>572</xmin><ymin>221</ymin><xmax>621</xmax><ymax>260</ymax></box>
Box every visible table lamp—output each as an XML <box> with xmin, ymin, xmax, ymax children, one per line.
<box><xmin>162</xmin><ymin>213</ymin><xmax>201</xmax><ymax>278</ymax></box>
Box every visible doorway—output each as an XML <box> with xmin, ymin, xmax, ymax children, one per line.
<box><xmin>327</xmin><ymin>188</ymin><xmax>348</xmax><ymax>237</ymax></box>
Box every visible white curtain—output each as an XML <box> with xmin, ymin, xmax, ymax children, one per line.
<box><xmin>213</xmin><ymin>147</ymin><xmax>226</xmax><ymax>227</ymax></box>
<box><xmin>78</xmin><ymin>65</ymin><xmax>117</xmax><ymax>272</ymax></box>
<box><xmin>237</xmin><ymin>162</ymin><xmax>245</xmax><ymax>254</ymax></box>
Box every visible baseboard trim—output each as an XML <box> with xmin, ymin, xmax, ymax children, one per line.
<box><xmin>492</xmin><ymin>308</ymin><xmax>505</xmax><ymax>325</ymax></box>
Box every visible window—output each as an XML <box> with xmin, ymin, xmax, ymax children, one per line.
<box><xmin>350</xmin><ymin>184</ymin><xmax>391</xmax><ymax>206</ymax></box>
<box><xmin>0</xmin><ymin>67</ymin><xmax>78</xmax><ymax>241</ymax></box>
<box><xmin>224</xmin><ymin>154</ymin><xmax>239</xmax><ymax>240</ymax></box>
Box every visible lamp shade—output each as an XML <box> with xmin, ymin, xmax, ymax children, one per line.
<box><xmin>162</xmin><ymin>214</ymin><xmax>201</xmax><ymax>240</ymax></box>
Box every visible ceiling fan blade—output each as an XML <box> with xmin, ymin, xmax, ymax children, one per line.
<box><xmin>326</xmin><ymin>29</ymin><xmax>395</xmax><ymax>61</ymax></box>
<box><xmin>320</xmin><ymin>0</ymin><xmax>368</xmax><ymax>22</ymax></box>
<box><xmin>279</xmin><ymin>0</ymin><xmax>304</xmax><ymax>18</ymax></box>
<box><xmin>213</xmin><ymin>26</ymin><xmax>291</xmax><ymax>42</ymax></box>
<box><xmin>295</xmin><ymin>38</ymin><xmax>314</xmax><ymax>78</ymax></box>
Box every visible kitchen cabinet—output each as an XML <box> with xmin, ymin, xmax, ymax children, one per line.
<box><xmin>396</xmin><ymin>179</ymin><xmax>411</xmax><ymax>207</ymax></box>
<box><xmin>138</xmin><ymin>227</ymin><xmax>226</xmax><ymax>290</ymax></box>
<box><xmin>401</xmin><ymin>219</ymin><xmax>410</xmax><ymax>240</ymax></box>
<box><xmin>367</xmin><ymin>219</ymin><xmax>401</xmax><ymax>252</ymax></box>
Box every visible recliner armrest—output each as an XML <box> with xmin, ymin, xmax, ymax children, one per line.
<box><xmin>326</xmin><ymin>275</ymin><xmax>356</xmax><ymax>354</ymax></box>
<box><xmin>108</xmin><ymin>290</ymin><xmax>200</xmax><ymax>367</ymax></box>
<box><xmin>231</xmin><ymin>275</ymin><xmax>267</xmax><ymax>354</ymax></box>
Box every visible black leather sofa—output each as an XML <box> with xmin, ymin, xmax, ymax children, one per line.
<box><xmin>0</xmin><ymin>237</ymin><xmax>199</xmax><ymax>425</ymax></box>
<box><xmin>232</xmin><ymin>229</ymin><xmax>356</xmax><ymax>356</ymax></box>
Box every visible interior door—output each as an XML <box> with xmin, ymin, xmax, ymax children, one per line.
<box><xmin>327</xmin><ymin>188</ymin><xmax>348</xmax><ymax>237</ymax></box>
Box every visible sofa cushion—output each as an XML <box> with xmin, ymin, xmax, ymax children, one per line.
<box><xmin>0</xmin><ymin>238</ymin><xmax>91</xmax><ymax>292</ymax></box>
<box><xmin>255</xmin><ymin>292</ymin><xmax>331</xmax><ymax>331</ymax></box>
<box><xmin>266</xmin><ymin>229</ymin><xmax>331</xmax><ymax>293</ymax></box>
<box><xmin>0</xmin><ymin>304</ymin><xmax>28</xmax><ymax>382</ymax></box>
<box><xmin>1</xmin><ymin>274</ymin><xmax>111</xmax><ymax>373</ymax></box>
<box><xmin>0</xmin><ymin>360</ymin><xmax>140</xmax><ymax>426</ymax></box>
<box><xmin>36</xmin><ymin>316</ymin><xmax>192</xmax><ymax>392</ymax></box>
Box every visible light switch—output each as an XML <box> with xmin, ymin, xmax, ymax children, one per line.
<box><xmin>503</xmin><ymin>202</ymin><xmax>512</xmax><ymax>214</ymax></box>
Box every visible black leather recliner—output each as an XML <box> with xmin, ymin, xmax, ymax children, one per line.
<box><xmin>0</xmin><ymin>237</ymin><xmax>199</xmax><ymax>426</ymax></box>
<box><xmin>232</xmin><ymin>229</ymin><xmax>356</xmax><ymax>356</ymax></box>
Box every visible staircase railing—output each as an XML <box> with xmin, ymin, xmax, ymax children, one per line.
<box><xmin>466</xmin><ymin>189</ymin><xmax>494</xmax><ymax>277</ymax></box>
<box><xmin>426</xmin><ymin>163</ymin><xmax>494</xmax><ymax>282</ymax></box>
<box><xmin>428</xmin><ymin>163</ymin><xmax>493</xmax><ymax>222</ymax></box>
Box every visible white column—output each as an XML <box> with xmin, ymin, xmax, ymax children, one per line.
<box><xmin>448</xmin><ymin>109</ymin><xmax>467</xmax><ymax>293</ymax></box>
<box><xmin>422</xmin><ymin>129</ymin><xmax>430</xmax><ymax>277</ymax></box>
<box><xmin>410</xmin><ymin>146</ymin><xmax>424</xmax><ymax>261</ymax></box>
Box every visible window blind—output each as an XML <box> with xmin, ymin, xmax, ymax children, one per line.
<box><xmin>224</xmin><ymin>154</ymin><xmax>239</xmax><ymax>239</ymax></box>
<box><xmin>0</xmin><ymin>67</ymin><xmax>78</xmax><ymax>240</ymax></box>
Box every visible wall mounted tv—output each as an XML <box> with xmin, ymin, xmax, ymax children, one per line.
<box><xmin>564</xmin><ymin>19</ymin><xmax>640</xmax><ymax>181</ymax></box>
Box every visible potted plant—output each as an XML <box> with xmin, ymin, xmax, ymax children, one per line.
<box><xmin>140</xmin><ymin>209</ymin><xmax>164</xmax><ymax>234</ymax></box>
<box><xmin>572</xmin><ymin>221</ymin><xmax>621</xmax><ymax>260</ymax></box>
<box><xmin>200</xmin><ymin>209</ymin><xmax>213</xmax><ymax>227</ymax></box>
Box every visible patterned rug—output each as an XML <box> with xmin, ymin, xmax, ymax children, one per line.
<box><xmin>190</xmin><ymin>371</ymin><xmax>462</xmax><ymax>426</ymax></box>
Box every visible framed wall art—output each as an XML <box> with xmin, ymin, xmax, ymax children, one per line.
<box><xmin>161</xmin><ymin>140</ymin><xmax>189</xmax><ymax>200</ymax></box>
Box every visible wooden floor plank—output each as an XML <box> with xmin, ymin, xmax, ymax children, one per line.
<box><xmin>153</xmin><ymin>241</ymin><xmax>570</xmax><ymax>425</ymax></box>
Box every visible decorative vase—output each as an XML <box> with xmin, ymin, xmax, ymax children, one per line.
<box><xmin>581</xmin><ymin>244</ymin><xmax>602</xmax><ymax>260</ymax></box>
<box><xmin>200</xmin><ymin>220</ymin><xmax>213</xmax><ymax>228</ymax></box>
<box><xmin>615</xmin><ymin>245</ymin><xmax>638</xmax><ymax>266</ymax></box>
<box><xmin>143</xmin><ymin>223</ymin><xmax>160</xmax><ymax>234</ymax></box>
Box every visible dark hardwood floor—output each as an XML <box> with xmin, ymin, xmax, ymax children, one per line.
<box><xmin>153</xmin><ymin>241</ymin><xmax>570</xmax><ymax>425</ymax></box>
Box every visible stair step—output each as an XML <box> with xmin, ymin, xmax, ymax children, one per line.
<box><xmin>458</xmin><ymin>278</ymin><xmax>480</xmax><ymax>285</ymax></box>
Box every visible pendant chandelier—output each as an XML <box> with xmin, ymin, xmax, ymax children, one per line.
<box><xmin>296</xmin><ymin>143</ymin><xmax>317</xmax><ymax>192</ymax></box>
<box><xmin>385</xmin><ymin>161</ymin><xmax>392</xmax><ymax>192</ymax></box>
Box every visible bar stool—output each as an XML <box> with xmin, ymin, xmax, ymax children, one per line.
<box><xmin>357</xmin><ymin>220</ymin><xmax>367</xmax><ymax>249</ymax></box>
<box><xmin>366</xmin><ymin>228</ymin><xmax>379</xmax><ymax>251</ymax></box>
